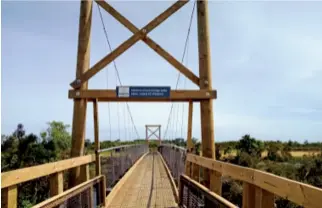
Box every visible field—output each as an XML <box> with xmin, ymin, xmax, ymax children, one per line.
<box><xmin>220</xmin><ymin>150</ymin><xmax>320</xmax><ymax>158</ymax></box>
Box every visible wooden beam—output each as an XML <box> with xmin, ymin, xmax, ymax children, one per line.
<box><xmin>2</xmin><ymin>154</ymin><xmax>95</xmax><ymax>188</ymax></box>
<box><xmin>185</xmin><ymin>101</ymin><xmax>193</xmax><ymax>176</ymax></box>
<box><xmin>255</xmin><ymin>187</ymin><xmax>275</xmax><ymax>208</ymax></box>
<box><xmin>95</xmin><ymin>0</ymin><xmax>200</xmax><ymax>86</ymax></box>
<box><xmin>79</xmin><ymin>164</ymin><xmax>90</xmax><ymax>183</ymax></box>
<box><xmin>93</xmin><ymin>99</ymin><xmax>101</xmax><ymax>176</ymax></box>
<box><xmin>242</xmin><ymin>182</ymin><xmax>256</xmax><ymax>208</ymax></box>
<box><xmin>1</xmin><ymin>185</ymin><xmax>17</xmax><ymax>208</ymax></box>
<box><xmin>187</xmin><ymin>101</ymin><xmax>193</xmax><ymax>152</ymax></box>
<box><xmin>186</xmin><ymin>154</ymin><xmax>322</xmax><ymax>208</ymax></box>
<box><xmin>50</xmin><ymin>172</ymin><xmax>64</xmax><ymax>196</ymax></box>
<box><xmin>243</xmin><ymin>183</ymin><xmax>274</xmax><ymax>208</ymax></box>
<box><xmin>69</xmin><ymin>89</ymin><xmax>217</xmax><ymax>102</ymax></box>
<box><xmin>146</xmin><ymin>124</ymin><xmax>161</xmax><ymax>127</ymax></box>
<box><xmin>69</xmin><ymin>0</ymin><xmax>92</xmax><ymax>188</ymax></box>
<box><xmin>197</xmin><ymin>0</ymin><xmax>217</xmax><ymax>193</ymax></box>
<box><xmin>70</xmin><ymin>0</ymin><xmax>189</xmax><ymax>89</ymax></box>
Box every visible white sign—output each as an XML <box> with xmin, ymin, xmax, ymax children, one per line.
<box><xmin>118</xmin><ymin>86</ymin><xmax>130</xmax><ymax>97</ymax></box>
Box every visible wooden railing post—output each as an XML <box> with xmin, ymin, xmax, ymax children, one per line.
<box><xmin>93</xmin><ymin>99</ymin><xmax>101</xmax><ymax>176</ymax></box>
<box><xmin>49</xmin><ymin>172</ymin><xmax>64</xmax><ymax>196</ymax></box>
<box><xmin>184</xmin><ymin>101</ymin><xmax>200</xmax><ymax>182</ymax></box>
<box><xmin>242</xmin><ymin>182</ymin><xmax>274</xmax><ymax>208</ymax></box>
<box><xmin>1</xmin><ymin>185</ymin><xmax>17</xmax><ymax>208</ymax></box>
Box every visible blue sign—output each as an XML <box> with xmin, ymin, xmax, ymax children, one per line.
<box><xmin>116</xmin><ymin>86</ymin><xmax>170</xmax><ymax>98</ymax></box>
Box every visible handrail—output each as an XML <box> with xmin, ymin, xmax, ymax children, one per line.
<box><xmin>186</xmin><ymin>153</ymin><xmax>322</xmax><ymax>208</ymax></box>
<box><xmin>1</xmin><ymin>154</ymin><xmax>95</xmax><ymax>188</ymax></box>
<box><xmin>98</xmin><ymin>143</ymin><xmax>145</xmax><ymax>153</ymax></box>
<box><xmin>179</xmin><ymin>174</ymin><xmax>237</xmax><ymax>208</ymax></box>
<box><xmin>33</xmin><ymin>175</ymin><xmax>105</xmax><ymax>208</ymax></box>
<box><xmin>160</xmin><ymin>143</ymin><xmax>186</xmax><ymax>152</ymax></box>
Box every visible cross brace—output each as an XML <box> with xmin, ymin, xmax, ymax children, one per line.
<box><xmin>70</xmin><ymin>0</ymin><xmax>200</xmax><ymax>89</ymax></box>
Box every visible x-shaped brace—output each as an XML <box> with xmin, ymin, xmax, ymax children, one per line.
<box><xmin>147</xmin><ymin>128</ymin><xmax>160</xmax><ymax>139</ymax></box>
<box><xmin>70</xmin><ymin>0</ymin><xmax>200</xmax><ymax>89</ymax></box>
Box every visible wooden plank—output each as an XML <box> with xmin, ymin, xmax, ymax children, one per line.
<box><xmin>105</xmin><ymin>152</ymin><xmax>149</xmax><ymax>207</ymax></box>
<box><xmin>95</xmin><ymin>0</ymin><xmax>200</xmax><ymax>86</ymax></box>
<box><xmin>69</xmin><ymin>0</ymin><xmax>92</xmax><ymax>187</ymax></box>
<box><xmin>242</xmin><ymin>182</ymin><xmax>256</xmax><ymax>208</ymax></box>
<box><xmin>49</xmin><ymin>172</ymin><xmax>64</xmax><ymax>196</ymax></box>
<box><xmin>185</xmin><ymin>101</ymin><xmax>193</xmax><ymax>176</ymax></box>
<box><xmin>1</xmin><ymin>185</ymin><xmax>17</xmax><ymax>208</ymax></box>
<box><xmin>69</xmin><ymin>89</ymin><xmax>217</xmax><ymax>102</ymax></box>
<box><xmin>187</xmin><ymin>101</ymin><xmax>193</xmax><ymax>152</ymax></box>
<box><xmin>100</xmin><ymin>176</ymin><xmax>107</xmax><ymax>207</ymax></box>
<box><xmin>186</xmin><ymin>154</ymin><xmax>322</xmax><ymax>208</ymax></box>
<box><xmin>210</xmin><ymin>170</ymin><xmax>222</xmax><ymax>195</ymax></box>
<box><xmin>70</xmin><ymin>0</ymin><xmax>189</xmax><ymax>89</ymax></box>
<box><xmin>1</xmin><ymin>154</ymin><xmax>95</xmax><ymax>188</ymax></box>
<box><xmin>79</xmin><ymin>164</ymin><xmax>90</xmax><ymax>183</ymax></box>
<box><xmin>93</xmin><ymin>99</ymin><xmax>101</xmax><ymax>176</ymax></box>
<box><xmin>253</xmin><ymin>169</ymin><xmax>321</xmax><ymax>208</ymax></box>
<box><xmin>33</xmin><ymin>176</ymin><xmax>104</xmax><ymax>208</ymax></box>
<box><xmin>255</xmin><ymin>187</ymin><xmax>275</xmax><ymax>208</ymax></box>
<box><xmin>181</xmin><ymin>174</ymin><xmax>237</xmax><ymax>208</ymax></box>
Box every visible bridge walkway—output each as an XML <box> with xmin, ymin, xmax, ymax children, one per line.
<box><xmin>108</xmin><ymin>152</ymin><xmax>178</xmax><ymax>208</ymax></box>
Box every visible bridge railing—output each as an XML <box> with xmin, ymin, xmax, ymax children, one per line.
<box><xmin>1</xmin><ymin>154</ymin><xmax>101</xmax><ymax>208</ymax></box>
<box><xmin>99</xmin><ymin>144</ymin><xmax>149</xmax><ymax>192</ymax></box>
<box><xmin>1</xmin><ymin>143</ymin><xmax>148</xmax><ymax>208</ymax></box>
<box><xmin>158</xmin><ymin>144</ymin><xmax>186</xmax><ymax>186</ymax></box>
<box><xmin>158</xmin><ymin>145</ymin><xmax>322</xmax><ymax>208</ymax></box>
<box><xmin>186</xmin><ymin>153</ymin><xmax>322</xmax><ymax>208</ymax></box>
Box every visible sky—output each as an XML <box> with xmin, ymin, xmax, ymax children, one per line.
<box><xmin>2</xmin><ymin>1</ymin><xmax>322</xmax><ymax>143</ymax></box>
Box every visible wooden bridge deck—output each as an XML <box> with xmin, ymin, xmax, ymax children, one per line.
<box><xmin>108</xmin><ymin>152</ymin><xmax>178</xmax><ymax>208</ymax></box>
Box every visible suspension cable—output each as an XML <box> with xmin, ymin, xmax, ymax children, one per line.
<box><xmin>181</xmin><ymin>40</ymin><xmax>189</xmax><ymax>138</ymax></box>
<box><xmin>164</xmin><ymin>1</ymin><xmax>196</xmax><ymax>139</ymax></box>
<box><xmin>97</xmin><ymin>3</ymin><xmax>140</xmax><ymax>139</ymax></box>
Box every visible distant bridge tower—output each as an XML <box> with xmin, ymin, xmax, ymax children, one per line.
<box><xmin>145</xmin><ymin>125</ymin><xmax>161</xmax><ymax>145</ymax></box>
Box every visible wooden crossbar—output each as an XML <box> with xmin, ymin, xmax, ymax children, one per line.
<box><xmin>147</xmin><ymin>128</ymin><xmax>159</xmax><ymax>139</ymax></box>
<box><xmin>95</xmin><ymin>0</ymin><xmax>200</xmax><ymax>86</ymax></box>
<box><xmin>69</xmin><ymin>89</ymin><xmax>217</xmax><ymax>102</ymax></box>
<box><xmin>70</xmin><ymin>0</ymin><xmax>189</xmax><ymax>89</ymax></box>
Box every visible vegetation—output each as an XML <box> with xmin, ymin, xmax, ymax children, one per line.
<box><xmin>166</xmin><ymin>135</ymin><xmax>322</xmax><ymax>208</ymax></box>
<box><xmin>1</xmin><ymin>122</ymin><xmax>322</xmax><ymax>207</ymax></box>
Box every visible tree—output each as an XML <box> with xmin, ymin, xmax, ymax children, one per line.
<box><xmin>236</xmin><ymin>134</ymin><xmax>264</xmax><ymax>157</ymax></box>
<box><xmin>40</xmin><ymin>121</ymin><xmax>72</xmax><ymax>158</ymax></box>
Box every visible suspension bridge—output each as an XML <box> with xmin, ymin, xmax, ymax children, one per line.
<box><xmin>2</xmin><ymin>0</ymin><xmax>322</xmax><ymax>208</ymax></box>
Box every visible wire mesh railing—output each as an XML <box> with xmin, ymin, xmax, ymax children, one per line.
<box><xmin>179</xmin><ymin>174</ymin><xmax>237</xmax><ymax>208</ymax></box>
<box><xmin>33</xmin><ymin>176</ymin><xmax>106</xmax><ymax>208</ymax></box>
<box><xmin>99</xmin><ymin>144</ymin><xmax>148</xmax><ymax>191</ymax></box>
<box><xmin>158</xmin><ymin>144</ymin><xmax>186</xmax><ymax>186</ymax></box>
